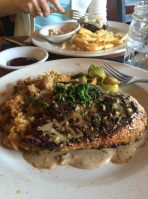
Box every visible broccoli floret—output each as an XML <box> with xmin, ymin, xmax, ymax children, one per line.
<box><xmin>88</xmin><ymin>64</ymin><xmax>106</xmax><ymax>80</ymax></box>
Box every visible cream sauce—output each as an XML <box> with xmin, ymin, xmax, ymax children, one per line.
<box><xmin>38</xmin><ymin>111</ymin><xmax>84</xmax><ymax>144</ymax></box>
<box><xmin>23</xmin><ymin>130</ymin><xmax>148</xmax><ymax>170</ymax></box>
<box><xmin>38</xmin><ymin>122</ymin><xmax>67</xmax><ymax>143</ymax></box>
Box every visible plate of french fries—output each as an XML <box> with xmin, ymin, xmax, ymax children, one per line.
<box><xmin>32</xmin><ymin>21</ymin><xmax>129</xmax><ymax>57</ymax></box>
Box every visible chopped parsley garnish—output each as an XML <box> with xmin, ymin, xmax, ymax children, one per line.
<box><xmin>29</xmin><ymin>93</ymin><xmax>49</xmax><ymax>108</ymax></box>
<box><xmin>54</xmin><ymin>83</ymin><xmax>101</xmax><ymax>107</ymax></box>
<box><xmin>79</xmin><ymin>110</ymin><xmax>87</xmax><ymax>116</ymax></box>
<box><xmin>58</xmin><ymin>93</ymin><xmax>68</xmax><ymax>100</ymax></box>
<box><xmin>29</xmin><ymin>83</ymin><xmax>101</xmax><ymax>110</ymax></box>
<box><xmin>96</xmin><ymin>98</ymin><xmax>103</xmax><ymax>103</ymax></box>
<box><xmin>53</xmin><ymin>83</ymin><xmax>68</xmax><ymax>100</ymax></box>
<box><xmin>29</xmin><ymin>93</ymin><xmax>37</xmax><ymax>106</ymax></box>
<box><xmin>25</xmin><ymin>113</ymin><xmax>32</xmax><ymax>120</ymax></box>
<box><xmin>55</xmin><ymin>82</ymin><xmax>65</xmax><ymax>91</ymax></box>
<box><xmin>89</xmin><ymin>103</ymin><xmax>95</xmax><ymax>109</ymax></box>
<box><xmin>42</xmin><ymin>102</ymin><xmax>49</xmax><ymax>108</ymax></box>
<box><xmin>112</xmin><ymin>103</ymin><xmax>117</xmax><ymax>108</ymax></box>
<box><xmin>93</xmin><ymin>114</ymin><xmax>101</xmax><ymax>121</ymax></box>
<box><xmin>100</xmin><ymin>103</ymin><xmax>106</xmax><ymax>111</ymax></box>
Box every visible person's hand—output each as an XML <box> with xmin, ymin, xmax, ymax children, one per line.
<box><xmin>16</xmin><ymin>0</ymin><xmax>65</xmax><ymax>18</ymax></box>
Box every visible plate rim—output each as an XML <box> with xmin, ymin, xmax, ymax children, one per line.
<box><xmin>0</xmin><ymin>58</ymin><xmax>148</xmax><ymax>83</ymax></box>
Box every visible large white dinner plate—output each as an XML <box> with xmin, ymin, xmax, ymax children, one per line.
<box><xmin>0</xmin><ymin>58</ymin><xmax>148</xmax><ymax>199</ymax></box>
<box><xmin>32</xmin><ymin>21</ymin><xmax>129</xmax><ymax>57</ymax></box>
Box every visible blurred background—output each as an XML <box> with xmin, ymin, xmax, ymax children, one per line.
<box><xmin>0</xmin><ymin>0</ymin><xmax>135</xmax><ymax>36</ymax></box>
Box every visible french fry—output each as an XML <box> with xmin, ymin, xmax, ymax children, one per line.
<box><xmin>61</xmin><ymin>40</ymin><xmax>69</xmax><ymax>49</ymax></box>
<box><xmin>86</xmin><ymin>45</ymin><xmax>104</xmax><ymax>51</ymax></box>
<box><xmin>82</xmin><ymin>37</ymin><xmax>97</xmax><ymax>42</ymax></box>
<box><xmin>112</xmin><ymin>39</ymin><xmax>123</xmax><ymax>45</ymax></box>
<box><xmin>104</xmin><ymin>43</ymin><xmax>114</xmax><ymax>49</ymax></box>
<box><xmin>73</xmin><ymin>37</ymin><xmax>88</xmax><ymax>46</ymax></box>
<box><xmin>121</xmin><ymin>33</ymin><xmax>128</xmax><ymax>41</ymax></box>
<box><xmin>61</xmin><ymin>27</ymin><xmax>127</xmax><ymax>51</ymax></box>
<box><xmin>68</xmin><ymin>44</ymin><xmax>76</xmax><ymax>50</ymax></box>
<box><xmin>115</xmin><ymin>32</ymin><xmax>123</xmax><ymax>39</ymax></box>
<box><xmin>79</xmin><ymin>27</ymin><xmax>98</xmax><ymax>38</ymax></box>
<box><xmin>96</xmin><ymin>29</ymin><xmax>107</xmax><ymax>36</ymax></box>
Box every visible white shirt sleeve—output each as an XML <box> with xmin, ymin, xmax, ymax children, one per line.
<box><xmin>87</xmin><ymin>0</ymin><xmax>107</xmax><ymax>20</ymax></box>
<box><xmin>71</xmin><ymin>0</ymin><xmax>92</xmax><ymax>14</ymax></box>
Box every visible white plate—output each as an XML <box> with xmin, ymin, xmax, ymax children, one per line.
<box><xmin>32</xmin><ymin>21</ymin><xmax>129</xmax><ymax>57</ymax></box>
<box><xmin>0</xmin><ymin>58</ymin><xmax>148</xmax><ymax>199</ymax></box>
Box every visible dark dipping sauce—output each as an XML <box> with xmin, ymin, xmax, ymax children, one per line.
<box><xmin>7</xmin><ymin>57</ymin><xmax>38</xmax><ymax>67</ymax></box>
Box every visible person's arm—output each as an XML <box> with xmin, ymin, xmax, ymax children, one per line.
<box><xmin>0</xmin><ymin>0</ymin><xmax>18</xmax><ymax>17</ymax></box>
<box><xmin>0</xmin><ymin>0</ymin><xmax>64</xmax><ymax>18</ymax></box>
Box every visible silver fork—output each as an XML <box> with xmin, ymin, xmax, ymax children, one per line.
<box><xmin>4</xmin><ymin>37</ymin><xmax>27</xmax><ymax>46</ymax></box>
<box><xmin>103</xmin><ymin>62</ymin><xmax>148</xmax><ymax>84</ymax></box>
<box><xmin>50</xmin><ymin>9</ymin><xmax>85</xmax><ymax>20</ymax></box>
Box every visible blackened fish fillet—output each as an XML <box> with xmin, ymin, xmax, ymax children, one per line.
<box><xmin>23</xmin><ymin>90</ymin><xmax>147</xmax><ymax>152</ymax></box>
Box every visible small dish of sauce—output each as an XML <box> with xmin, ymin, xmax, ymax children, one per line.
<box><xmin>7</xmin><ymin>57</ymin><xmax>38</xmax><ymax>67</ymax></box>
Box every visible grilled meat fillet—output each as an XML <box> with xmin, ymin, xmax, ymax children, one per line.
<box><xmin>2</xmin><ymin>83</ymin><xmax>146</xmax><ymax>153</ymax></box>
<box><xmin>26</xmin><ymin>93</ymin><xmax>147</xmax><ymax>152</ymax></box>
<box><xmin>81</xmin><ymin>23</ymin><xmax>107</xmax><ymax>32</ymax></box>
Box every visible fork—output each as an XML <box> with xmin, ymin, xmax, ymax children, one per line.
<box><xmin>50</xmin><ymin>9</ymin><xmax>86</xmax><ymax>20</ymax></box>
<box><xmin>103</xmin><ymin>62</ymin><xmax>148</xmax><ymax>84</ymax></box>
<box><xmin>4</xmin><ymin>37</ymin><xmax>27</xmax><ymax>46</ymax></box>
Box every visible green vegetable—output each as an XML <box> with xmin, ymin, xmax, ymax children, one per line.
<box><xmin>93</xmin><ymin>114</ymin><xmax>101</xmax><ymax>121</ymax></box>
<box><xmin>29</xmin><ymin>93</ymin><xmax>36</xmax><ymax>102</ymax></box>
<box><xmin>100</xmin><ymin>103</ymin><xmax>106</xmax><ymax>111</ymax></box>
<box><xmin>79</xmin><ymin>110</ymin><xmax>87</xmax><ymax>116</ymax></box>
<box><xmin>29</xmin><ymin>93</ymin><xmax>38</xmax><ymax>106</ymax></box>
<box><xmin>25</xmin><ymin>114</ymin><xmax>32</xmax><ymax>120</ymax></box>
<box><xmin>88</xmin><ymin>64</ymin><xmax>106</xmax><ymax>80</ymax></box>
<box><xmin>29</xmin><ymin>93</ymin><xmax>49</xmax><ymax>108</ymax></box>
<box><xmin>42</xmin><ymin>102</ymin><xmax>49</xmax><ymax>108</ymax></box>
<box><xmin>101</xmin><ymin>83</ymin><xmax>119</xmax><ymax>92</ymax></box>
<box><xmin>112</xmin><ymin>103</ymin><xmax>117</xmax><ymax>108</ymax></box>
<box><xmin>103</xmin><ymin>76</ymin><xmax>119</xmax><ymax>85</ymax></box>
<box><xmin>53</xmin><ymin>83</ymin><xmax>67</xmax><ymax>100</ymax></box>
<box><xmin>54</xmin><ymin>83</ymin><xmax>101</xmax><ymax>107</ymax></box>
<box><xmin>79</xmin><ymin>75</ymin><xmax>87</xmax><ymax>84</ymax></box>
<box><xmin>88</xmin><ymin>103</ymin><xmax>95</xmax><ymax>109</ymax></box>
<box><xmin>55</xmin><ymin>83</ymin><xmax>65</xmax><ymax>92</ymax></box>
<box><xmin>71</xmin><ymin>72</ymin><xmax>84</xmax><ymax>79</ymax></box>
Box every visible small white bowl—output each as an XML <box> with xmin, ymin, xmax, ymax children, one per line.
<box><xmin>39</xmin><ymin>21</ymin><xmax>80</xmax><ymax>44</ymax></box>
<box><xmin>0</xmin><ymin>46</ymin><xmax>48</xmax><ymax>70</ymax></box>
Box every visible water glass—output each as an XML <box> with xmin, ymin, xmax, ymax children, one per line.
<box><xmin>124</xmin><ymin>1</ymin><xmax>148</xmax><ymax>70</ymax></box>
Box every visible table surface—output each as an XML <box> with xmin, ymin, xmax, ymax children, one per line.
<box><xmin>0</xmin><ymin>36</ymin><xmax>124</xmax><ymax>77</ymax></box>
